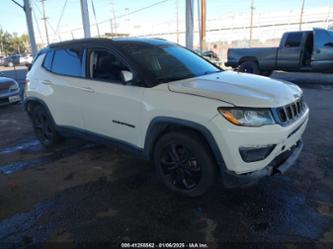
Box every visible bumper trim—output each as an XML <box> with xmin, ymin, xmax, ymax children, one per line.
<box><xmin>222</xmin><ymin>140</ymin><xmax>303</xmax><ymax>188</ymax></box>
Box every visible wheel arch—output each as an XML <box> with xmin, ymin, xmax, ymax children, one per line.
<box><xmin>144</xmin><ymin>117</ymin><xmax>225</xmax><ymax>170</ymax></box>
<box><xmin>24</xmin><ymin>97</ymin><xmax>56</xmax><ymax>124</ymax></box>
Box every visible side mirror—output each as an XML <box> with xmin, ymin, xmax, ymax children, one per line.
<box><xmin>120</xmin><ymin>70</ymin><xmax>133</xmax><ymax>83</ymax></box>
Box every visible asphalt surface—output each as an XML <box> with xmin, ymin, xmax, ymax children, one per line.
<box><xmin>0</xmin><ymin>69</ymin><xmax>332</xmax><ymax>248</ymax></box>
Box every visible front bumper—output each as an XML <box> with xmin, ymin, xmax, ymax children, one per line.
<box><xmin>208</xmin><ymin>106</ymin><xmax>309</xmax><ymax>185</ymax></box>
<box><xmin>222</xmin><ymin>140</ymin><xmax>303</xmax><ymax>187</ymax></box>
<box><xmin>0</xmin><ymin>90</ymin><xmax>21</xmax><ymax>106</ymax></box>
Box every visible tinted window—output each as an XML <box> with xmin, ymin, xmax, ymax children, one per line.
<box><xmin>52</xmin><ymin>48</ymin><xmax>85</xmax><ymax>77</ymax></box>
<box><xmin>43</xmin><ymin>51</ymin><xmax>53</xmax><ymax>71</ymax></box>
<box><xmin>118</xmin><ymin>44</ymin><xmax>220</xmax><ymax>83</ymax></box>
<box><xmin>89</xmin><ymin>50</ymin><xmax>130</xmax><ymax>83</ymax></box>
<box><xmin>285</xmin><ymin>33</ymin><xmax>303</xmax><ymax>47</ymax></box>
<box><xmin>315</xmin><ymin>29</ymin><xmax>333</xmax><ymax>48</ymax></box>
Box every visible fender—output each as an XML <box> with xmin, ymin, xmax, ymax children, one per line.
<box><xmin>144</xmin><ymin>117</ymin><xmax>226</xmax><ymax>169</ymax></box>
<box><xmin>24</xmin><ymin>96</ymin><xmax>55</xmax><ymax>124</ymax></box>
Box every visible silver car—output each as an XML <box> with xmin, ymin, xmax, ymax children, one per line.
<box><xmin>0</xmin><ymin>76</ymin><xmax>21</xmax><ymax>106</ymax></box>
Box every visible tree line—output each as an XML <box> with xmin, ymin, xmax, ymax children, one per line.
<box><xmin>0</xmin><ymin>28</ymin><xmax>30</xmax><ymax>56</ymax></box>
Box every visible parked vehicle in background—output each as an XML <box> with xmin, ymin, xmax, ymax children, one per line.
<box><xmin>25</xmin><ymin>38</ymin><xmax>308</xmax><ymax>196</ymax></box>
<box><xmin>19</xmin><ymin>54</ymin><xmax>33</xmax><ymax>66</ymax></box>
<box><xmin>3</xmin><ymin>55</ymin><xmax>20</xmax><ymax>67</ymax></box>
<box><xmin>195</xmin><ymin>49</ymin><xmax>221</xmax><ymax>67</ymax></box>
<box><xmin>0</xmin><ymin>56</ymin><xmax>5</xmax><ymax>66</ymax></box>
<box><xmin>225</xmin><ymin>28</ymin><xmax>333</xmax><ymax>75</ymax></box>
<box><xmin>0</xmin><ymin>74</ymin><xmax>22</xmax><ymax>106</ymax></box>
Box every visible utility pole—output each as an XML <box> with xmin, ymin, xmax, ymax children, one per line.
<box><xmin>0</xmin><ymin>24</ymin><xmax>4</xmax><ymax>55</ymax></box>
<box><xmin>185</xmin><ymin>0</ymin><xmax>194</xmax><ymax>49</ymax></box>
<box><xmin>197</xmin><ymin>0</ymin><xmax>201</xmax><ymax>49</ymax></box>
<box><xmin>80</xmin><ymin>0</ymin><xmax>91</xmax><ymax>38</ymax></box>
<box><xmin>40</xmin><ymin>0</ymin><xmax>49</xmax><ymax>45</ymax></box>
<box><xmin>299</xmin><ymin>0</ymin><xmax>305</xmax><ymax>31</ymax></box>
<box><xmin>200</xmin><ymin>0</ymin><xmax>206</xmax><ymax>51</ymax></box>
<box><xmin>111</xmin><ymin>0</ymin><xmax>117</xmax><ymax>35</ymax></box>
<box><xmin>249</xmin><ymin>0</ymin><xmax>254</xmax><ymax>47</ymax></box>
<box><xmin>22</xmin><ymin>0</ymin><xmax>37</xmax><ymax>56</ymax></box>
<box><xmin>176</xmin><ymin>0</ymin><xmax>179</xmax><ymax>43</ymax></box>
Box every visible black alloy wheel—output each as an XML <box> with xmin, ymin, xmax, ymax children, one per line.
<box><xmin>31</xmin><ymin>105</ymin><xmax>61</xmax><ymax>147</ymax></box>
<box><xmin>154</xmin><ymin>131</ymin><xmax>217</xmax><ymax>197</ymax></box>
<box><xmin>160</xmin><ymin>143</ymin><xmax>201</xmax><ymax>190</ymax></box>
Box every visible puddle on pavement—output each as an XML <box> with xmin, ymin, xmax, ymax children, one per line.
<box><xmin>0</xmin><ymin>201</ymin><xmax>53</xmax><ymax>247</ymax></box>
<box><xmin>0</xmin><ymin>138</ymin><xmax>43</xmax><ymax>154</ymax></box>
<box><xmin>0</xmin><ymin>143</ymin><xmax>96</xmax><ymax>174</ymax></box>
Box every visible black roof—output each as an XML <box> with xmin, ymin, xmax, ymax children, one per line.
<box><xmin>48</xmin><ymin>37</ymin><xmax>173</xmax><ymax>49</ymax></box>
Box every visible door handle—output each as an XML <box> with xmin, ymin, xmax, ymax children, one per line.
<box><xmin>41</xmin><ymin>80</ymin><xmax>52</xmax><ymax>85</ymax></box>
<box><xmin>79</xmin><ymin>87</ymin><xmax>95</xmax><ymax>93</ymax></box>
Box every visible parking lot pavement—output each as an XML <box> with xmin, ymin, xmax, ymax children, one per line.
<box><xmin>0</xmin><ymin>85</ymin><xmax>332</xmax><ymax>248</ymax></box>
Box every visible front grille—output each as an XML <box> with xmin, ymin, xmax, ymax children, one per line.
<box><xmin>274</xmin><ymin>97</ymin><xmax>306</xmax><ymax>125</ymax></box>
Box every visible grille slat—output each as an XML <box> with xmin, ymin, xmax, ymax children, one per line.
<box><xmin>275</xmin><ymin>97</ymin><xmax>306</xmax><ymax>125</ymax></box>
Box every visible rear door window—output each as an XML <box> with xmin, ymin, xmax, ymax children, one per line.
<box><xmin>285</xmin><ymin>33</ymin><xmax>303</xmax><ymax>47</ymax></box>
<box><xmin>52</xmin><ymin>48</ymin><xmax>85</xmax><ymax>77</ymax></box>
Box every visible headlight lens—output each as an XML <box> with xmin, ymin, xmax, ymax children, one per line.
<box><xmin>218</xmin><ymin>107</ymin><xmax>275</xmax><ymax>127</ymax></box>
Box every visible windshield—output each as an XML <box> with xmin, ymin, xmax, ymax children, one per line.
<box><xmin>119</xmin><ymin>44</ymin><xmax>221</xmax><ymax>83</ymax></box>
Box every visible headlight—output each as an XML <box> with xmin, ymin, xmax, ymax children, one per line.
<box><xmin>9</xmin><ymin>83</ymin><xmax>19</xmax><ymax>91</ymax></box>
<box><xmin>218</xmin><ymin>107</ymin><xmax>275</xmax><ymax>127</ymax></box>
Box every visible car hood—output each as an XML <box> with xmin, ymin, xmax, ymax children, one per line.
<box><xmin>168</xmin><ymin>71</ymin><xmax>302</xmax><ymax>107</ymax></box>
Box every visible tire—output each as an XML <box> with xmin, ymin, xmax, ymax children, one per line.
<box><xmin>153</xmin><ymin>130</ymin><xmax>217</xmax><ymax>197</ymax></box>
<box><xmin>8</xmin><ymin>62</ymin><xmax>14</xmax><ymax>67</ymax></box>
<box><xmin>31</xmin><ymin>105</ymin><xmax>61</xmax><ymax>148</ymax></box>
<box><xmin>238</xmin><ymin>61</ymin><xmax>260</xmax><ymax>74</ymax></box>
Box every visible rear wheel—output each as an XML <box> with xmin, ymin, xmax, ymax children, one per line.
<box><xmin>239</xmin><ymin>61</ymin><xmax>260</xmax><ymax>74</ymax></box>
<box><xmin>154</xmin><ymin>131</ymin><xmax>217</xmax><ymax>197</ymax></box>
<box><xmin>31</xmin><ymin>105</ymin><xmax>61</xmax><ymax>147</ymax></box>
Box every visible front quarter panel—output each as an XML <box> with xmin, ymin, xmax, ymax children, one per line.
<box><xmin>140</xmin><ymin>83</ymin><xmax>232</xmax><ymax>148</ymax></box>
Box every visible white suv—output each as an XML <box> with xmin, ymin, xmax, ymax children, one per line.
<box><xmin>25</xmin><ymin>38</ymin><xmax>309</xmax><ymax>196</ymax></box>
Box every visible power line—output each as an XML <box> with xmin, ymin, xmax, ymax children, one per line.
<box><xmin>31</xmin><ymin>0</ymin><xmax>56</xmax><ymax>34</ymax></box>
<box><xmin>95</xmin><ymin>0</ymin><xmax>170</xmax><ymax>26</ymax></box>
<box><xmin>63</xmin><ymin>0</ymin><xmax>170</xmax><ymax>34</ymax></box>
<box><xmin>52</xmin><ymin>0</ymin><xmax>69</xmax><ymax>42</ymax></box>
<box><xmin>31</xmin><ymin>4</ymin><xmax>44</xmax><ymax>44</ymax></box>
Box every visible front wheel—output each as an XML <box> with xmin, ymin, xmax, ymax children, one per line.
<box><xmin>31</xmin><ymin>105</ymin><xmax>62</xmax><ymax>148</ymax></box>
<box><xmin>154</xmin><ymin>131</ymin><xmax>217</xmax><ymax>197</ymax></box>
<box><xmin>238</xmin><ymin>61</ymin><xmax>260</xmax><ymax>74</ymax></box>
